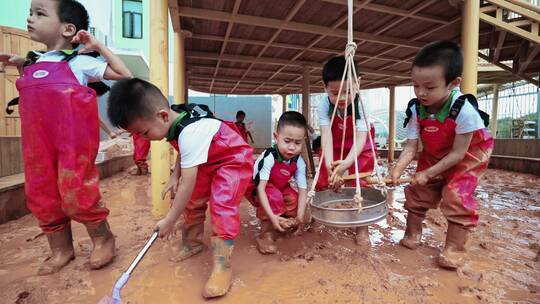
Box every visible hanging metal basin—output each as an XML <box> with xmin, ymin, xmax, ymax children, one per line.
<box><xmin>310</xmin><ymin>187</ymin><xmax>387</xmax><ymax>227</ymax></box>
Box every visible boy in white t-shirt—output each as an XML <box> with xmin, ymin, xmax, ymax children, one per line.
<box><xmin>0</xmin><ymin>0</ymin><xmax>131</xmax><ymax>275</ymax></box>
<box><xmin>107</xmin><ymin>78</ymin><xmax>253</xmax><ymax>299</ymax></box>
<box><xmin>390</xmin><ymin>41</ymin><xmax>494</xmax><ymax>270</ymax></box>
<box><xmin>246</xmin><ymin>111</ymin><xmax>308</xmax><ymax>254</ymax></box>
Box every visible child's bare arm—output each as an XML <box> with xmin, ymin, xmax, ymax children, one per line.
<box><xmin>390</xmin><ymin>139</ymin><xmax>418</xmax><ymax>184</ymax></box>
<box><xmin>0</xmin><ymin>53</ymin><xmax>25</xmax><ymax>75</ymax></box>
<box><xmin>413</xmin><ymin>132</ymin><xmax>473</xmax><ymax>185</ymax></box>
<box><xmin>257</xmin><ymin>180</ymin><xmax>285</xmax><ymax>232</ymax></box>
<box><xmin>296</xmin><ymin>188</ymin><xmax>308</xmax><ymax>223</ymax></box>
<box><xmin>155</xmin><ymin>166</ymin><xmax>198</xmax><ymax>238</ymax></box>
<box><xmin>161</xmin><ymin>155</ymin><xmax>182</xmax><ymax>200</ymax></box>
<box><xmin>71</xmin><ymin>30</ymin><xmax>132</xmax><ymax>80</ymax></box>
<box><xmin>320</xmin><ymin>125</ymin><xmax>334</xmax><ymax>171</ymax></box>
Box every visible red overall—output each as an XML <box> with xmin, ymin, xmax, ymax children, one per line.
<box><xmin>246</xmin><ymin>153</ymin><xmax>299</xmax><ymax>220</ymax></box>
<box><xmin>235</xmin><ymin>121</ymin><xmax>249</xmax><ymax>142</ymax></box>
<box><xmin>170</xmin><ymin>121</ymin><xmax>253</xmax><ymax>240</ymax></box>
<box><xmin>132</xmin><ymin>133</ymin><xmax>150</xmax><ymax>170</ymax></box>
<box><xmin>404</xmin><ymin>114</ymin><xmax>494</xmax><ymax>227</ymax></box>
<box><xmin>16</xmin><ymin>61</ymin><xmax>109</xmax><ymax>233</ymax></box>
<box><xmin>316</xmin><ymin>116</ymin><xmax>378</xmax><ymax>190</ymax></box>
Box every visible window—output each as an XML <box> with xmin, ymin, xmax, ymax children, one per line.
<box><xmin>123</xmin><ymin>0</ymin><xmax>143</xmax><ymax>39</ymax></box>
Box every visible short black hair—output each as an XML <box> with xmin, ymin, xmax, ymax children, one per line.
<box><xmin>412</xmin><ymin>41</ymin><xmax>463</xmax><ymax>84</ymax></box>
<box><xmin>236</xmin><ymin>110</ymin><xmax>246</xmax><ymax>118</ymax></box>
<box><xmin>55</xmin><ymin>0</ymin><xmax>89</xmax><ymax>32</ymax></box>
<box><xmin>322</xmin><ymin>56</ymin><xmax>359</xmax><ymax>86</ymax></box>
<box><xmin>107</xmin><ymin>78</ymin><xmax>168</xmax><ymax>129</ymax></box>
<box><xmin>277</xmin><ymin>111</ymin><xmax>307</xmax><ymax>134</ymax></box>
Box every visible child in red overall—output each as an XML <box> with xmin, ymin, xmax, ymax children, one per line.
<box><xmin>107</xmin><ymin>78</ymin><xmax>253</xmax><ymax>299</ymax></box>
<box><xmin>316</xmin><ymin>56</ymin><xmax>377</xmax><ymax>247</ymax></box>
<box><xmin>235</xmin><ymin>110</ymin><xmax>254</xmax><ymax>144</ymax></box>
<box><xmin>0</xmin><ymin>0</ymin><xmax>131</xmax><ymax>275</ymax></box>
<box><xmin>390</xmin><ymin>41</ymin><xmax>494</xmax><ymax>270</ymax></box>
<box><xmin>131</xmin><ymin>133</ymin><xmax>150</xmax><ymax>175</ymax></box>
<box><xmin>245</xmin><ymin>111</ymin><xmax>308</xmax><ymax>254</ymax></box>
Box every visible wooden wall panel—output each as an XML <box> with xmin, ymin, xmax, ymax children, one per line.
<box><xmin>0</xmin><ymin>137</ymin><xmax>23</xmax><ymax>177</ymax></box>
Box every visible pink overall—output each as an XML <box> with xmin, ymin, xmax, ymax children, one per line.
<box><xmin>246</xmin><ymin>155</ymin><xmax>299</xmax><ymax>220</ymax></box>
<box><xmin>404</xmin><ymin>115</ymin><xmax>494</xmax><ymax>227</ymax></box>
<box><xmin>170</xmin><ymin>121</ymin><xmax>253</xmax><ymax>240</ymax></box>
<box><xmin>16</xmin><ymin>61</ymin><xmax>109</xmax><ymax>233</ymax></box>
<box><xmin>132</xmin><ymin>133</ymin><xmax>150</xmax><ymax>170</ymax></box>
<box><xmin>316</xmin><ymin>116</ymin><xmax>378</xmax><ymax>190</ymax></box>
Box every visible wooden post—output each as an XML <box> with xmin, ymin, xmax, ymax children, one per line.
<box><xmin>388</xmin><ymin>86</ymin><xmax>396</xmax><ymax>162</ymax></box>
<box><xmin>461</xmin><ymin>0</ymin><xmax>480</xmax><ymax>95</ymax></box>
<box><xmin>150</xmin><ymin>0</ymin><xmax>170</xmax><ymax>218</ymax></box>
<box><xmin>281</xmin><ymin>94</ymin><xmax>287</xmax><ymax>113</ymax></box>
<box><xmin>490</xmin><ymin>84</ymin><xmax>499</xmax><ymax>137</ymax></box>
<box><xmin>173</xmin><ymin>30</ymin><xmax>186</xmax><ymax>104</ymax></box>
<box><xmin>302</xmin><ymin>66</ymin><xmax>310</xmax><ymax>124</ymax></box>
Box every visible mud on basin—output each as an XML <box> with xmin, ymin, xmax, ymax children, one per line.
<box><xmin>310</xmin><ymin>187</ymin><xmax>387</xmax><ymax>227</ymax></box>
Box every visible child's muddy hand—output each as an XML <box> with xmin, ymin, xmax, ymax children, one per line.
<box><xmin>270</xmin><ymin>215</ymin><xmax>285</xmax><ymax>232</ymax></box>
<box><xmin>389</xmin><ymin>167</ymin><xmax>401</xmax><ymax>186</ymax></box>
<box><xmin>155</xmin><ymin>217</ymin><xmax>175</xmax><ymax>239</ymax></box>
<box><xmin>412</xmin><ymin>171</ymin><xmax>429</xmax><ymax>186</ymax></box>
<box><xmin>161</xmin><ymin>179</ymin><xmax>179</xmax><ymax>200</ymax></box>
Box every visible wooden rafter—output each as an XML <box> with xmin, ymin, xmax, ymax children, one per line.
<box><xmin>319</xmin><ymin>0</ymin><xmax>449</xmax><ymax>24</ymax></box>
<box><xmin>478</xmin><ymin>52</ymin><xmax>539</xmax><ymax>86</ymax></box>
<box><xmin>176</xmin><ymin>6</ymin><xmax>425</xmax><ymax>48</ymax></box>
<box><xmin>232</xmin><ymin>0</ymin><xmax>306</xmax><ymax>93</ymax></box>
<box><xmin>210</xmin><ymin>0</ymin><xmax>242</xmax><ymax>92</ymax></box>
<box><xmin>480</xmin><ymin>0</ymin><xmax>540</xmax><ymax>44</ymax></box>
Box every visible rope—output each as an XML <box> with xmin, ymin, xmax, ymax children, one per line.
<box><xmin>307</xmin><ymin>0</ymin><xmax>385</xmax><ymax>205</ymax></box>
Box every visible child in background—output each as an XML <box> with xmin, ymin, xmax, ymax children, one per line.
<box><xmin>0</xmin><ymin>0</ymin><xmax>131</xmax><ymax>275</ymax></box>
<box><xmin>390</xmin><ymin>41</ymin><xmax>493</xmax><ymax>270</ymax></box>
<box><xmin>235</xmin><ymin>110</ymin><xmax>254</xmax><ymax>143</ymax></box>
<box><xmin>107</xmin><ymin>78</ymin><xmax>252</xmax><ymax>298</ymax></box>
<box><xmin>316</xmin><ymin>56</ymin><xmax>376</xmax><ymax>247</ymax></box>
<box><xmin>131</xmin><ymin>133</ymin><xmax>150</xmax><ymax>175</ymax></box>
<box><xmin>246</xmin><ymin>111</ymin><xmax>308</xmax><ymax>254</ymax></box>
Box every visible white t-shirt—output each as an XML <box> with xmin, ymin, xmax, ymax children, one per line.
<box><xmin>253</xmin><ymin>151</ymin><xmax>307</xmax><ymax>189</ymax></box>
<box><xmin>318</xmin><ymin>96</ymin><xmax>368</xmax><ymax>132</ymax></box>
<box><xmin>406</xmin><ymin>90</ymin><xmax>486</xmax><ymax>139</ymax></box>
<box><xmin>35</xmin><ymin>50</ymin><xmax>107</xmax><ymax>85</ymax></box>
<box><xmin>178</xmin><ymin>118</ymin><xmax>221</xmax><ymax>168</ymax></box>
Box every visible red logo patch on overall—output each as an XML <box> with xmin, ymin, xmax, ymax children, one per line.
<box><xmin>424</xmin><ymin>126</ymin><xmax>439</xmax><ymax>133</ymax></box>
<box><xmin>280</xmin><ymin>169</ymin><xmax>291</xmax><ymax>176</ymax></box>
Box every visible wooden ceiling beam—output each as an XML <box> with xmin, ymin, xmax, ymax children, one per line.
<box><xmin>232</xmin><ymin>0</ymin><xmax>306</xmax><ymax>93</ymax></box>
<box><xmin>189</xmin><ymin>73</ymin><xmax>320</xmax><ymax>87</ymax></box>
<box><xmin>176</xmin><ymin>6</ymin><xmax>425</xmax><ymax>48</ymax></box>
<box><xmin>319</xmin><ymin>0</ymin><xmax>448</xmax><ymax>24</ymax></box>
<box><xmin>186</xmin><ymin>51</ymin><xmax>409</xmax><ymax>78</ymax></box>
<box><xmin>168</xmin><ymin>0</ymin><xmax>181</xmax><ymax>32</ymax></box>
<box><xmin>371</xmin><ymin>0</ymin><xmax>438</xmax><ymax>36</ymax></box>
<box><xmin>478</xmin><ymin>52</ymin><xmax>539</xmax><ymax>86</ymax></box>
<box><xmin>210</xmin><ymin>0</ymin><xmax>242</xmax><ymax>92</ymax></box>
<box><xmin>189</xmin><ymin>33</ymin><xmax>406</xmax><ymax>63</ymax></box>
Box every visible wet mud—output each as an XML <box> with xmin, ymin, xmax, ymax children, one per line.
<box><xmin>0</xmin><ymin>167</ymin><xmax>538</xmax><ymax>303</ymax></box>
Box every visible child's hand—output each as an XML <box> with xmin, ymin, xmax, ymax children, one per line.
<box><xmin>161</xmin><ymin>178</ymin><xmax>179</xmax><ymax>200</ymax></box>
<box><xmin>155</xmin><ymin>216</ymin><xmax>175</xmax><ymax>239</ymax></box>
<box><xmin>270</xmin><ymin>215</ymin><xmax>286</xmax><ymax>232</ymax></box>
<box><xmin>330</xmin><ymin>160</ymin><xmax>349</xmax><ymax>181</ymax></box>
<box><xmin>71</xmin><ymin>30</ymin><xmax>102</xmax><ymax>54</ymax></box>
<box><xmin>412</xmin><ymin>171</ymin><xmax>429</xmax><ymax>186</ymax></box>
<box><xmin>389</xmin><ymin>166</ymin><xmax>402</xmax><ymax>186</ymax></box>
<box><xmin>0</xmin><ymin>53</ymin><xmax>25</xmax><ymax>70</ymax></box>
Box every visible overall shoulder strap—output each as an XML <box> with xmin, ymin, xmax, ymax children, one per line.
<box><xmin>403</xmin><ymin>98</ymin><xmax>419</xmax><ymax>128</ymax></box>
<box><xmin>252</xmin><ymin>147</ymin><xmax>277</xmax><ymax>196</ymax></box>
<box><xmin>450</xmin><ymin>94</ymin><xmax>490</xmax><ymax>127</ymax></box>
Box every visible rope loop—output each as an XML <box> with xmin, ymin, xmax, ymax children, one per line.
<box><xmin>345</xmin><ymin>42</ymin><xmax>357</xmax><ymax>59</ymax></box>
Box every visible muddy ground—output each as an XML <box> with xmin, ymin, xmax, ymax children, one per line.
<box><xmin>0</xmin><ymin>167</ymin><xmax>538</xmax><ymax>304</ymax></box>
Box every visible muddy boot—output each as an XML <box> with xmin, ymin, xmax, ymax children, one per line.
<box><xmin>438</xmin><ymin>222</ymin><xmax>470</xmax><ymax>270</ymax></box>
<box><xmin>354</xmin><ymin>226</ymin><xmax>371</xmax><ymax>248</ymax></box>
<box><xmin>38</xmin><ymin>227</ymin><xmax>75</xmax><ymax>276</ymax></box>
<box><xmin>85</xmin><ymin>220</ymin><xmax>115</xmax><ymax>269</ymax></box>
<box><xmin>399</xmin><ymin>212</ymin><xmax>424</xmax><ymax>249</ymax></box>
<box><xmin>255</xmin><ymin>221</ymin><xmax>277</xmax><ymax>254</ymax></box>
<box><xmin>170</xmin><ymin>222</ymin><xmax>205</xmax><ymax>262</ymax></box>
<box><xmin>202</xmin><ymin>237</ymin><xmax>234</xmax><ymax>298</ymax></box>
<box><xmin>139</xmin><ymin>166</ymin><xmax>149</xmax><ymax>175</ymax></box>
